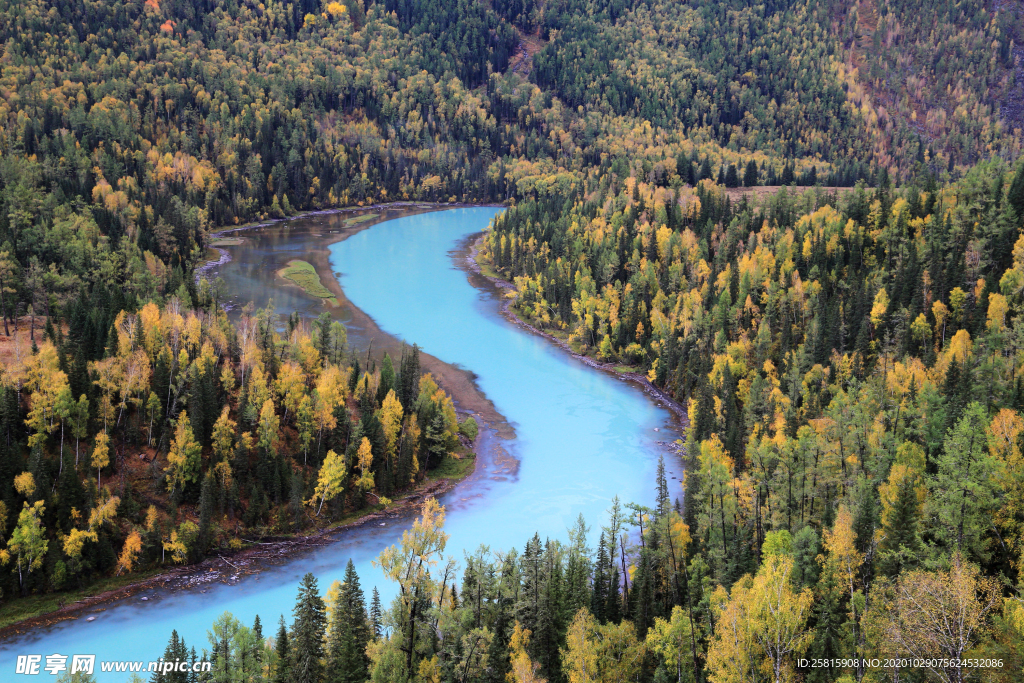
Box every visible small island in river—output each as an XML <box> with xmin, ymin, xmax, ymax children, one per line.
<box><xmin>277</xmin><ymin>259</ymin><xmax>339</xmax><ymax>305</ymax></box>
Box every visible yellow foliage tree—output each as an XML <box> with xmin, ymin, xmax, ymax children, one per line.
<box><xmin>92</xmin><ymin>432</ymin><xmax>110</xmax><ymax>490</ymax></box>
<box><xmin>356</xmin><ymin>436</ymin><xmax>375</xmax><ymax>492</ymax></box>
<box><xmin>706</xmin><ymin>555</ymin><xmax>813</xmax><ymax>683</ymax></box>
<box><xmin>165</xmin><ymin>412</ymin><xmax>202</xmax><ymax>493</ymax></box>
<box><xmin>871</xmin><ymin>553</ymin><xmax>1000</xmax><ymax>683</ymax></box>
<box><xmin>562</xmin><ymin>607</ymin><xmax>645</xmax><ymax>683</ymax></box>
<box><xmin>509</xmin><ymin>621</ymin><xmax>546</xmax><ymax>683</ymax></box>
<box><xmin>310</xmin><ymin>449</ymin><xmax>347</xmax><ymax>516</ymax></box>
<box><xmin>380</xmin><ymin>389</ymin><xmax>404</xmax><ymax>468</ymax></box>
<box><xmin>117</xmin><ymin>530</ymin><xmax>143</xmax><ymax>575</ymax></box>
<box><xmin>13</xmin><ymin>471</ymin><xmax>35</xmax><ymax>498</ymax></box>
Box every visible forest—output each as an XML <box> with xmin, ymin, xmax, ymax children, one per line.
<box><xmin>1</xmin><ymin>0</ymin><xmax>1024</xmax><ymax>681</ymax></box>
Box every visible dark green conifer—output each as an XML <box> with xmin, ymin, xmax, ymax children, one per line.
<box><xmin>369</xmin><ymin>588</ymin><xmax>382</xmax><ymax>640</ymax></box>
<box><xmin>327</xmin><ymin>560</ymin><xmax>372</xmax><ymax>683</ymax></box>
<box><xmin>291</xmin><ymin>572</ymin><xmax>327</xmax><ymax>683</ymax></box>
<box><xmin>376</xmin><ymin>353</ymin><xmax>395</xmax><ymax>405</ymax></box>
<box><xmin>274</xmin><ymin>616</ymin><xmax>291</xmax><ymax>683</ymax></box>
<box><xmin>743</xmin><ymin>159</ymin><xmax>758</xmax><ymax>187</ymax></box>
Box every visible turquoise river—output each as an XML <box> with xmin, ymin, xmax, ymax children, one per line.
<box><xmin>0</xmin><ymin>207</ymin><xmax>684</xmax><ymax>680</ymax></box>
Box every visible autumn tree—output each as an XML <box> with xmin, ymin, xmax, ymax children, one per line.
<box><xmin>706</xmin><ymin>555</ymin><xmax>813</xmax><ymax>683</ymax></box>
<box><xmin>372</xmin><ymin>498</ymin><xmax>452</xmax><ymax>679</ymax></box>
<box><xmin>91</xmin><ymin>432</ymin><xmax>110</xmax><ymax>490</ymax></box>
<box><xmin>310</xmin><ymin>449</ymin><xmax>347</xmax><ymax>517</ymax></box>
<box><xmin>871</xmin><ymin>553</ymin><xmax>1000</xmax><ymax>683</ymax></box>
<box><xmin>166</xmin><ymin>412</ymin><xmax>202</xmax><ymax>495</ymax></box>
<box><xmin>9</xmin><ymin>501</ymin><xmax>48</xmax><ymax>594</ymax></box>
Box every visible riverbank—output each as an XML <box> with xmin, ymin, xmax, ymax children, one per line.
<box><xmin>463</xmin><ymin>234</ymin><xmax>690</xmax><ymax>430</ymax></box>
<box><xmin>0</xmin><ymin>458</ymin><xmax>474</xmax><ymax>640</ymax></box>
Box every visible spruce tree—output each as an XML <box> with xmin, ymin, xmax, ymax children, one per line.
<box><xmin>591</xmin><ymin>533</ymin><xmax>609</xmax><ymax>622</ymax></box>
<box><xmin>197</xmin><ymin>472</ymin><xmax>215</xmax><ymax>554</ymax></box>
<box><xmin>877</xmin><ymin>475</ymin><xmax>923</xmax><ymax>578</ymax></box>
<box><xmin>806</xmin><ymin>572</ymin><xmax>844</xmax><ymax>683</ymax></box>
<box><xmin>291</xmin><ymin>573</ymin><xmax>327</xmax><ymax>683</ymax></box>
<box><xmin>252</xmin><ymin>615</ymin><xmax>264</xmax><ymax>668</ymax></box>
<box><xmin>484</xmin><ymin>598</ymin><xmax>512</xmax><ymax>683</ymax></box>
<box><xmin>328</xmin><ymin>560</ymin><xmax>372</xmax><ymax>683</ymax></box>
<box><xmin>187</xmin><ymin>646</ymin><xmax>199</xmax><ymax>683</ymax></box>
<box><xmin>725</xmin><ymin>163</ymin><xmax>739</xmax><ymax>188</ymax></box>
<box><xmin>376</xmin><ymin>353</ymin><xmax>395</xmax><ymax>406</ymax></box>
<box><xmin>743</xmin><ymin>159</ymin><xmax>758</xmax><ymax>187</ymax></box>
<box><xmin>369</xmin><ymin>588</ymin><xmax>383</xmax><ymax>640</ymax></box>
<box><xmin>151</xmin><ymin>630</ymin><xmax>189</xmax><ymax>683</ymax></box>
<box><xmin>698</xmin><ymin>157</ymin><xmax>712</xmax><ymax>181</ymax></box>
<box><xmin>273</xmin><ymin>616</ymin><xmax>291</xmax><ymax>683</ymax></box>
<box><xmin>315</xmin><ymin>312</ymin><xmax>333</xmax><ymax>364</ymax></box>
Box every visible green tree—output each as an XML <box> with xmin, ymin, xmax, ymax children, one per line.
<box><xmin>292</xmin><ymin>572</ymin><xmax>327</xmax><ymax>683</ymax></box>
<box><xmin>8</xmin><ymin>501</ymin><xmax>48</xmax><ymax>594</ymax></box>
<box><xmin>327</xmin><ymin>560</ymin><xmax>372</xmax><ymax>683</ymax></box>
<box><xmin>274</xmin><ymin>616</ymin><xmax>291</xmax><ymax>683</ymax></box>
<box><xmin>929</xmin><ymin>402</ymin><xmax>997</xmax><ymax>561</ymax></box>
<box><xmin>743</xmin><ymin>160</ymin><xmax>758</xmax><ymax>187</ymax></box>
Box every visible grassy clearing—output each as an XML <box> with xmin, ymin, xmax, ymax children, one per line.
<box><xmin>210</xmin><ymin>237</ymin><xmax>244</xmax><ymax>246</ymax></box>
<box><xmin>0</xmin><ymin>569</ymin><xmax>162</xmax><ymax>630</ymax></box>
<box><xmin>478</xmin><ymin>261</ymin><xmax>501</xmax><ymax>279</ymax></box>
<box><xmin>344</xmin><ymin>214</ymin><xmax>376</xmax><ymax>227</ymax></box>
<box><xmin>278</xmin><ymin>260</ymin><xmax>338</xmax><ymax>305</ymax></box>
<box><xmin>428</xmin><ymin>453</ymin><xmax>476</xmax><ymax>482</ymax></box>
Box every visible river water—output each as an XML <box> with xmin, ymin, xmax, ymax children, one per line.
<box><xmin>0</xmin><ymin>207</ymin><xmax>683</xmax><ymax>680</ymax></box>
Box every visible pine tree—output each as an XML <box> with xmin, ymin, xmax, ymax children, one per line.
<box><xmin>744</xmin><ymin>159</ymin><xmax>758</xmax><ymax>187</ymax></box>
<box><xmin>930</xmin><ymin>403</ymin><xmax>997</xmax><ymax>561</ymax></box>
<box><xmin>369</xmin><ymin>587</ymin><xmax>383</xmax><ymax>640</ymax></box>
<box><xmin>877</xmin><ymin>474</ymin><xmax>923</xmax><ymax>578</ymax></box>
<box><xmin>151</xmin><ymin>630</ymin><xmax>189</xmax><ymax>683</ymax></box>
<box><xmin>376</xmin><ymin>353</ymin><xmax>395</xmax><ymax>406</ymax></box>
<box><xmin>291</xmin><ymin>572</ymin><xmax>327</xmax><ymax>683</ymax></box>
<box><xmin>327</xmin><ymin>560</ymin><xmax>372</xmax><ymax>683</ymax></box>
<box><xmin>724</xmin><ymin>163</ymin><xmax>739</xmax><ymax>188</ymax></box>
<box><xmin>274</xmin><ymin>616</ymin><xmax>291</xmax><ymax>683</ymax></box>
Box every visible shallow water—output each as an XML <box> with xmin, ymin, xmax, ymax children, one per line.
<box><xmin>0</xmin><ymin>207</ymin><xmax>683</xmax><ymax>680</ymax></box>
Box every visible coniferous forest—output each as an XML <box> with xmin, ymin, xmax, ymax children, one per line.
<box><xmin>1</xmin><ymin>0</ymin><xmax>1024</xmax><ymax>681</ymax></box>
